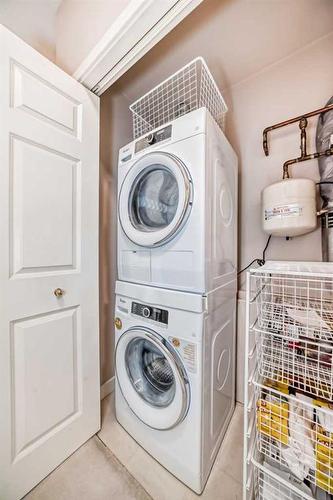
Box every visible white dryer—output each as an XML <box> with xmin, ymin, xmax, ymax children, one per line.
<box><xmin>117</xmin><ymin>107</ymin><xmax>237</xmax><ymax>293</ymax></box>
<box><xmin>114</xmin><ymin>279</ymin><xmax>236</xmax><ymax>493</ymax></box>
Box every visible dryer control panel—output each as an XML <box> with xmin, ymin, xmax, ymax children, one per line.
<box><xmin>134</xmin><ymin>125</ymin><xmax>172</xmax><ymax>153</ymax></box>
<box><xmin>131</xmin><ymin>301</ymin><xmax>169</xmax><ymax>324</ymax></box>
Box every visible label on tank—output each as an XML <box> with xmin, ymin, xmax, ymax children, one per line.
<box><xmin>169</xmin><ymin>337</ymin><xmax>197</xmax><ymax>373</ymax></box>
<box><xmin>265</xmin><ymin>203</ymin><xmax>303</xmax><ymax>220</ymax></box>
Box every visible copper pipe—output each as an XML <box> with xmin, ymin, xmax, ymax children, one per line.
<box><xmin>283</xmin><ymin>146</ymin><xmax>333</xmax><ymax>179</ymax></box>
<box><xmin>299</xmin><ymin>117</ymin><xmax>307</xmax><ymax>157</ymax></box>
<box><xmin>263</xmin><ymin>103</ymin><xmax>333</xmax><ymax>156</ymax></box>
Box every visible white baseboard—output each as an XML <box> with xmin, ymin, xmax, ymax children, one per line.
<box><xmin>100</xmin><ymin>376</ymin><xmax>115</xmax><ymax>400</ymax></box>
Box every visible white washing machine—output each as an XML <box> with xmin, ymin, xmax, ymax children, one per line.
<box><xmin>114</xmin><ymin>279</ymin><xmax>236</xmax><ymax>493</ymax></box>
<box><xmin>117</xmin><ymin>107</ymin><xmax>238</xmax><ymax>293</ymax></box>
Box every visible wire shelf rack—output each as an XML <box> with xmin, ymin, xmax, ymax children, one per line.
<box><xmin>253</xmin><ymin>270</ymin><xmax>333</xmax><ymax>400</ymax></box>
<box><xmin>244</xmin><ymin>262</ymin><xmax>333</xmax><ymax>500</ymax></box>
<box><xmin>255</xmin><ymin>381</ymin><xmax>333</xmax><ymax>496</ymax></box>
<box><xmin>129</xmin><ymin>57</ymin><xmax>228</xmax><ymax>139</ymax></box>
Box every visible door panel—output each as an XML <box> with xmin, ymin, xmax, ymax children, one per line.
<box><xmin>11</xmin><ymin>307</ymin><xmax>81</xmax><ymax>461</ymax></box>
<box><xmin>11</xmin><ymin>61</ymin><xmax>81</xmax><ymax>137</ymax></box>
<box><xmin>11</xmin><ymin>136</ymin><xmax>80</xmax><ymax>275</ymax></box>
<box><xmin>0</xmin><ymin>24</ymin><xmax>100</xmax><ymax>500</ymax></box>
<box><xmin>120</xmin><ymin>250</ymin><xmax>151</xmax><ymax>282</ymax></box>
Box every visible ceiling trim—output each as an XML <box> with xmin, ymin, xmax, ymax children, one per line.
<box><xmin>73</xmin><ymin>0</ymin><xmax>203</xmax><ymax>96</ymax></box>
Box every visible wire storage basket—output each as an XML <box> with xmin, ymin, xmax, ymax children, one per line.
<box><xmin>253</xmin><ymin>268</ymin><xmax>333</xmax><ymax>400</ymax></box>
<box><xmin>129</xmin><ymin>57</ymin><xmax>228</xmax><ymax>139</ymax></box>
<box><xmin>254</xmin><ymin>380</ymin><xmax>333</xmax><ymax>497</ymax></box>
<box><xmin>253</xmin><ymin>460</ymin><xmax>314</xmax><ymax>500</ymax></box>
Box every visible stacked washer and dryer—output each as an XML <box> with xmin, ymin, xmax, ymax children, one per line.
<box><xmin>114</xmin><ymin>61</ymin><xmax>238</xmax><ymax>494</ymax></box>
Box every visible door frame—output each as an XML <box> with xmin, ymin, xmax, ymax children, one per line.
<box><xmin>73</xmin><ymin>0</ymin><xmax>203</xmax><ymax>96</ymax></box>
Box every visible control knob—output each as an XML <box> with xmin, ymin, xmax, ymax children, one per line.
<box><xmin>147</xmin><ymin>133</ymin><xmax>155</xmax><ymax>145</ymax></box>
<box><xmin>142</xmin><ymin>306</ymin><xmax>151</xmax><ymax>318</ymax></box>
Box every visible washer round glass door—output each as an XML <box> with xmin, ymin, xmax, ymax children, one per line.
<box><xmin>119</xmin><ymin>152</ymin><xmax>192</xmax><ymax>247</ymax></box>
<box><xmin>115</xmin><ymin>328</ymin><xmax>190</xmax><ymax>430</ymax></box>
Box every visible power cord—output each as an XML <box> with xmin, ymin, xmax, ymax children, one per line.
<box><xmin>237</xmin><ymin>235</ymin><xmax>272</xmax><ymax>275</ymax></box>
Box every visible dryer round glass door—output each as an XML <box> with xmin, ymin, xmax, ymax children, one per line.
<box><xmin>115</xmin><ymin>328</ymin><xmax>190</xmax><ymax>430</ymax></box>
<box><xmin>119</xmin><ymin>152</ymin><xmax>192</xmax><ymax>247</ymax></box>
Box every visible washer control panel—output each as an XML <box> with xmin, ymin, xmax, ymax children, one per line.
<box><xmin>131</xmin><ymin>301</ymin><xmax>169</xmax><ymax>325</ymax></box>
<box><xmin>134</xmin><ymin>125</ymin><xmax>172</xmax><ymax>153</ymax></box>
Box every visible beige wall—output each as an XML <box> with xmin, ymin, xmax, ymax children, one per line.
<box><xmin>0</xmin><ymin>0</ymin><xmax>59</xmax><ymax>61</ymax></box>
<box><xmin>56</xmin><ymin>0</ymin><xmax>131</xmax><ymax>75</ymax></box>
<box><xmin>115</xmin><ymin>0</ymin><xmax>333</xmax><ymax>101</ymax></box>
<box><xmin>99</xmin><ymin>83</ymin><xmax>132</xmax><ymax>384</ymax></box>
<box><xmin>227</xmin><ymin>31</ymin><xmax>333</xmax><ymax>402</ymax></box>
<box><xmin>226</xmin><ymin>33</ymin><xmax>333</xmax><ymax>289</ymax></box>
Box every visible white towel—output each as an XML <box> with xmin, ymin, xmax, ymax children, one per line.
<box><xmin>281</xmin><ymin>397</ymin><xmax>315</xmax><ymax>480</ymax></box>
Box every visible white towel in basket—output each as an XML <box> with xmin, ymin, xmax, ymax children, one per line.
<box><xmin>286</xmin><ymin>308</ymin><xmax>331</xmax><ymax>333</ymax></box>
<box><xmin>317</xmin><ymin>404</ymin><xmax>333</xmax><ymax>433</ymax></box>
<box><xmin>281</xmin><ymin>396</ymin><xmax>315</xmax><ymax>481</ymax></box>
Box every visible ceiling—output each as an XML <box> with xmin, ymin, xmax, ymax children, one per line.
<box><xmin>1</xmin><ymin>0</ymin><xmax>62</xmax><ymax>9</ymax></box>
<box><xmin>117</xmin><ymin>0</ymin><xmax>333</xmax><ymax>103</ymax></box>
<box><xmin>0</xmin><ymin>0</ymin><xmax>62</xmax><ymax>61</ymax></box>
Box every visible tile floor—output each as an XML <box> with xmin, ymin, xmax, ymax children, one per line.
<box><xmin>26</xmin><ymin>395</ymin><xmax>244</xmax><ymax>500</ymax></box>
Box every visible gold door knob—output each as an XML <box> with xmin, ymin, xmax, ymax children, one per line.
<box><xmin>114</xmin><ymin>317</ymin><xmax>122</xmax><ymax>330</ymax></box>
<box><xmin>54</xmin><ymin>288</ymin><xmax>65</xmax><ymax>298</ymax></box>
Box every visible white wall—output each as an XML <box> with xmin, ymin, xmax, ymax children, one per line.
<box><xmin>55</xmin><ymin>0</ymin><xmax>131</xmax><ymax>75</ymax></box>
<box><xmin>0</xmin><ymin>0</ymin><xmax>59</xmax><ymax>61</ymax></box>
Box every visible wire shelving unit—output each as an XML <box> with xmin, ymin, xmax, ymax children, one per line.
<box><xmin>244</xmin><ymin>261</ymin><xmax>333</xmax><ymax>500</ymax></box>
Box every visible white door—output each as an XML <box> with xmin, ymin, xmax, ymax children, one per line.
<box><xmin>0</xmin><ymin>25</ymin><xmax>100</xmax><ymax>500</ymax></box>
